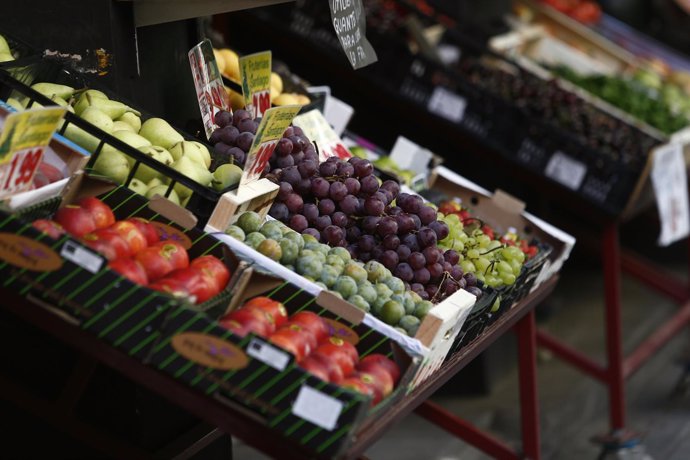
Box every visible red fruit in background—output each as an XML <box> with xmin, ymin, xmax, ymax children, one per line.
<box><xmin>313</xmin><ymin>337</ymin><xmax>359</xmax><ymax>377</ymax></box>
<box><xmin>77</xmin><ymin>197</ymin><xmax>115</xmax><ymax>229</ymax></box>
<box><xmin>242</xmin><ymin>296</ymin><xmax>288</xmax><ymax>329</ymax></box>
<box><xmin>306</xmin><ymin>351</ymin><xmax>344</xmax><ymax>384</ymax></box>
<box><xmin>135</xmin><ymin>241</ymin><xmax>188</xmax><ymax>281</ymax></box>
<box><xmin>110</xmin><ymin>221</ymin><xmax>148</xmax><ymax>254</ymax></box>
<box><xmin>54</xmin><ymin>205</ymin><xmax>96</xmax><ymax>237</ymax></box>
<box><xmin>358</xmin><ymin>353</ymin><xmax>401</xmax><ymax>385</ymax></box>
<box><xmin>346</xmin><ymin>372</ymin><xmax>384</xmax><ymax>405</ymax></box>
<box><xmin>32</xmin><ymin>219</ymin><xmax>65</xmax><ymax>239</ymax></box>
<box><xmin>165</xmin><ymin>267</ymin><xmax>219</xmax><ymax>304</ymax></box>
<box><xmin>481</xmin><ymin>224</ymin><xmax>495</xmax><ymax>241</ymax></box>
<box><xmin>223</xmin><ymin>307</ymin><xmax>276</xmax><ymax>336</ymax></box>
<box><xmin>340</xmin><ymin>376</ymin><xmax>376</xmax><ymax>403</ymax></box>
<box><xmin>38</xmin><ymin>162</ymin><xmax>64</xmax><ymax>183</ymax></box>
<box><xmin>268</xmin><ymin>326</ymin><xmax>313</xmax><ymax>361</ymax></box>
<box><xmin>288</xmin><ymin>311</ymin><xmax>329</xmax><ymax>344</ymax></box>
<box><xmin>191</xmin><ymin>255</ymin><xmax>230</xmax><ymax>293</ymax></box>
<box><xmin>299</xmin><ymin>356</ymin><xmax>331</xmax><ymax>382</ymax></box>
<box><xmin>126</xmin><ymin>217</ymin><xmax>159</xmax><ymax>246</ymax></box>
<box><xmin>82</xmin><ymin>229</ymin><xmax>130</xmax><ymax>260</ymax></box>
<box><xmin>149</xmin><ymin>277</ymin><xmax>193</xmax><ymax>302</ymax></box>
<box><xmin>219</xmin><ymin>318</ymin><xmax>258</xmax><ymax>337</ymax></box>
<box><xmin>354</xmin><ymin>365</ymin><xmax>394</xmax><ymax>397</ymax></box>
<box><xmin>109</xmin><ymin>258</ymin><xmax>148</xmax><ymax>285</ymax></box>
<box><xmin>33</xmin><ymin>171</ymin><xmax>50</xmax><ymax>189</ymax></box>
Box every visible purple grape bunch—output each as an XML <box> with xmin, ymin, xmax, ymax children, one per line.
<box><xmin>267</xmin><ymin>143</ymin><xmax>481</xmax><ymax>303</ymax></box>
<box><xmin>208</xmin><ymin>109</ymin><xmax>263</xmax><ymax>168</ymax></box>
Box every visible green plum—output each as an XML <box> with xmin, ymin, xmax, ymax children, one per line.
<box><xmin>279</xmin><ymin>239</ymin><xmax>299</xmax><ymax>265</ymax></box>
<box><xmin>237</xmin><ymin>211</ymin><xmax>262</xmax><ymax>234</ymax></box>
<box><xmin>348</xmin><ymin>295</ymin><xmax>370</xmax><ymax>312</ymax></box>
<box><xmin>245</xmin><ymin>232</ymin><xmax>266</xmax><ymax>249</ymax></box>
<box><xmin>225</xmin><ymin>225</ymin><xmax>245</xmax><ymax>241</ymax></box>
<box><xmin>398</xmin><ymin>315</ymin><xmax>421</xmax><ymax>336</ymax></box>
<box><xmin>333</xmin><ymin>276</ymin><xmax>358</xmax><ymax>299</ymax></box>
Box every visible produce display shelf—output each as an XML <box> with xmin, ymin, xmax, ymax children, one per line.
<box><xmin>0</xmin><ymin>274</ymin><xmax>558</xmax><ymax>459</ymax></box>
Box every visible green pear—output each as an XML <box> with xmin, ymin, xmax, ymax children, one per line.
<box><xmin>190</xmin><ymin>141</ymin><xmax>212</xmax><ymax>168</ymax></box>
<box><xmin>80</xmin><ymin>107</ymin><xmax>113</xmax><ymax>133</ymax></box>
<box><xmin>147</xmin><ymin>177</ymin><xmax>164</xmax><ymax>188</ymax></box>
<box><xmin>171</xmin><ymin>156</ymin><xmax>211</xmax><ymax>199</ymax></box>
<box><xmin>31</xmin><ymin>82</ymin><xmax>74</xmax><ymax>101</ymax></box>
<box><xmin>83</xmin><ymin>89</ymin><xmax>108</xmax><ymax>100</ymax></box>
<box><xmin>127</xmin><ymin>178</ymin><xmax>148</xmax><ymax>196</ymax></box>
<box><xmin>169</xmin><ymin>140</ymin><xmax>201</xmax><ymax>162</ymax></box>
<box><xmin>212</xmin><ymin>164</ymin><xmax>242</xmax><ymax>191</ymax></box>
<box><xmin>180</xmin><ymin>195</ymin><xmax>191</xmax><ymax>207</ymax></box>
<box><xmin>0</xmin><ymin>52</ymin><xmax>13</xmax><ymax>63</ymax></box>
<box><xmin>117</xmin><ymin>112</ymin><xmax>141</xmax><ymax>133</ymax></box>
<box><xmin>112</xmin><ymin>121</ymin><xmax>135</xmax><ymax>133</ymax></box>
<box><xmin>74</xmin><ymin>93</ymin><xmax>139</xmax><ymax>119</ymax></box>
<box><xmin>182</xmin><ymin>147</ymin><xmax>207</xmax><ymax>167</ymax></box>
<box><xmin>63</xmin><ymin>123</ymin><xmax>101</xmax><ymax>152</ymax></box>
<box><xmin>5</xmin><ymin>98</ymin><xmax>24</xmax><ymax>112</ymax></box>
<box><xmin>139</xmin><ymin>118</ymin><xmax>183</xmax><ymax>150</ymax></box>
<box><xmin>146</xmin><ymin>185</ymin><xmax>180</xmax><ymax>205</ymax></box>
<box><xmin>0</xmin><ymin>35</ymin><xmax>10</xmax><ymax>54</ymax></box>
<box><xmin>102</xmin><ymin>130</ymin><xmax>151</xmax><ymax>166</ymax></box>
<box><xmin>92</xmin><ymin>150</ymin><xmax>130</xmax><ymax>183</ymax></box>
<box><xmin>133</xmin><ymin>145</ymin><xmax>174</xmax><ymax>184</ymax></box>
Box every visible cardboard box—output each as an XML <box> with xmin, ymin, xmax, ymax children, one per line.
<box><xmin>146</xmin><ymin>277</ymin><xmax>423</xmax><ymax>458</ymax></box>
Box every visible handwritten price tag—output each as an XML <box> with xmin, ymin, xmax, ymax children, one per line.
<box><xmin>651</xmin><ymin>143</ymin><xmax>689</xmax><ymax>246</ymax></box>
<box><xmin>0</xmin><ymin>106</ymin><xmax>66</xmax><ymax>199</ymax></box>
<box><xmin>293</xmin><ymin>109</ymin><xmax>351</xmax><ymax>162</ymax></box>
<box><xmin>189</xmin><ymin>39</ymin><xmax>229</xmax><ymax>140</ymax></box>
<box><xmin>240</xmin><ymin>105</ymin><xmax>302</xmax><ymax>189</ymax></box>
<box><xmin>239</xmin><ymin>51</ymin><xmax>272</xmax><ymax>119</ymax></box>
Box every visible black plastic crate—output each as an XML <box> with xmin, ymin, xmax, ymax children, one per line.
<box><xmin>0</xmin><ymin>58</ymin><xmax>239</xmax><ymax>228</ymax></box>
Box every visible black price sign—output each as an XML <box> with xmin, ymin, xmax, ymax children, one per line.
<box><xmin>329</xmin><ymin>0</ymin><xmax>378</xmax><ymax>69</ymax></box>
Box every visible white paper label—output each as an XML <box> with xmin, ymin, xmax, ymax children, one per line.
<box><xmin>544</xmin><ymin>151</ymin><xmax>586</xmax><ymax>190</ymax></box>
<box><xmin>292</xmin><ymin>385</ymin><xmax>343</xmax><ymax>431</ymax></box>
<box><xmin>651</xmin><ymin>143</ymin><xmax>689</xmax><ymax>246</ymax></box>
<box><xmin>323</xmin><ymin>95</ymin><xmax>354</xmax><ymax>136</ymax></box>
<box><xmin>293</xmin><ymin>109</ymin><xmax>351</xmax><ymax>162</ymax></box>
<box><xmin>247</xmin><ymin>338</ymin><xmax>289</xmax><ymax>371</ymax></box>
<box><xmin>427</xmin><ymin>87</ymin><xmax>466</xmax><ymax>123</ymax></box>
<box><xmin>389</xmin><ymin>136</ymin><xmax>432</xmax><ymax>176</ymax></box>
<box><xmin>60</xmin><ymin>241</ymin><xmax>103</xmax><ymax>274</ymax></box>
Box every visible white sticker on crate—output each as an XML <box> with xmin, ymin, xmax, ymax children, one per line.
<box><xmin>247</xmin><ymin>338</ymin><xmax>290</xmax><ymax>371</ymax></box>
<box><xmin>651</xmin><ymin>143</ymin><xmax>690</xmax><ymax>246</ymax></box>
<box><xmin>292</xmin><ymin>385</ymin><xmax>344</xmax><ymax>431</ymax></box>
<box><xmin>60</xmin><ymin>241</ymin><xmax>103</xmax><ymax>274</ymax></box>
<box><xmin>427</xmin><ymin>87</ymin><xmax>466</xmax><ymax>123</ymax></box>
<box><xmin>544</xmin><ymin>151</ymin><xmax>586</xmax><ymax>191</ymax></box>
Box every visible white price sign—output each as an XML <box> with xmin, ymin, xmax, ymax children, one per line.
<box><xmin>247</xmin><ymin>338</ymin><xmax>289</xmax><ymax>371</ymax></box>
<box><xmin>188</xmin><ymin>39</ymin><xmax>228</xmax><ymax>140</ymax></box>
<box><xmin>293</xmin><ymin>109</ymin><xmax>351</xmax><ymax>162</ymax></box>
<box><xmin>292</xmin><ymin>385</ymin><xmax>343</xmax><ymax>431</ymax></box>
<box><xmin>427</xmin><ymin>87</ymin><xmax>466</xmax><ymax>123</ymax></box>
<box><xmin>651</xmin><ymin>143</ymin><xmax>689</xmax><ymax>246</ymax></box>
<box><xmin>544</xmin><ymin>151</ymin><xmax>586</xmax><ymax>191</ymax></box>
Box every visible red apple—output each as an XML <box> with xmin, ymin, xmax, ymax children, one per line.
<box><xmin>191</xmin><ymin>255</ymin><xmax>231</xmax><ymax>293</ymax></box>
<box><xmin>110</xmin><ymin>221</ymin><xmax>148</xmax><ymax>254</ymax></box>
<box><xmin>299</xmin><ymin>356</ymin><xmax>331</xmax><ymax>382</ymax></box>
<box><xmin>108</xmin><ymin>258</ymin><xmax>148</xmax><ymax>285</ymax></box>
<box><xmin>149</xmin><ymin>277</ymin><xmax>193</xmax><ymax>301</ymax></box>
<box><xmin>135</xmin><ymin>241</ymin><xmax>188</xmax><ymax>281</ymax></box>
<box><xmin>242</xmin><ymin>296</ymin><xmax>288</xmax><ymax>329</ymax></box>
<box><xmin>268</xmin><ymin>326</ymin><xmax>313</xmax><ymax>362</ymax></box>
<box><xmin>126</xmin><ymin>217</ymin><xmax>159</xmax><ymax>246</ymax></box>
<box><xmin>345</xmin><ymin>372</ymin><xmax>384</xmax><ymax>405</ymax></box>
<box><xmin>165</xmin><ymin>267</ymin><xmax>218</xmax><ymax>304</ymax></box>
<box><xmin>81</xmin><ymin>229</ymin><xmax>130</xmax><ymax>260</ymax></box>
<box><xmin>54</xmin><ymin>205</ymin><xmax>96</xmax><ymax>237</ymax></box>
<box><xmin>313</xmin><ymin>337</ymin><xmax>359</xmax><ymax>377</ymax></box>
<box><xmin>340</xmin><ymin>376</ymin><xmax>376</xmax><ymax>403</ymax></box>
<box><xmin>287</xmin><ymin>311</ymin><xmax>329</xmax><ymax>344</ymax></box>
<box><xmin>354</xmin><ymin>365</ymin><xmax>394</xmax><ymax>397</ymax></box>
<box><xmin>33</xmin><ymin>170</ymin><xmax>50</xmax><ymax>189</ymax></box>
<box><xmin>222</xmin><ymin>307</ymin><xmax>276</xmax><ymax>336</ymax></box>
<box><xmin>77</xmin><ymin>197</ymin><xmax>115</xmax><ymax>229</ymax></box>
<box><xmin>304</xmin><ymin>352</ymin><xmax>344</xmax><ymax>384</ymax></box>
<box><xmin>357</xmin><ymin>353</ymin><xmax>401</xmax><ymax>385</ymax></box>
<box><xmin>32</xmin><ymin>219</ymin><xmax>65</xmax><ymax>239</ymax></box>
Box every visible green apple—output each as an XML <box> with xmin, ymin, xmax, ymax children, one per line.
<box><xmin>139</xmin><ymin>117</ymin><xmax>183</xmax><ymax>150</ymax></box>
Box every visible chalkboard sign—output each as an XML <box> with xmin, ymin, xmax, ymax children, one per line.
<box><xmin>329</xmin><ymin>0</ymin><xmax>378</xmax><ymax>69</ymax></box>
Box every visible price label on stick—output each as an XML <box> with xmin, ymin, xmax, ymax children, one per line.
<box><xmin>0</xmin><ymin>106</ymin><xmax>66</xmax><ymax>199</ymax></box>
<box><xmin>239</xmin><ymin>51</ymin><xmax>272</xmax><ymax>119</ymax></box>
<box><xmin>240</xmin><ymin>105</ymin><xmax>302</xmax><ymax>190</ymax></box>
<box><xmin>293</xmin><ymin>109</ymin><xmax>351</xmax><ymax>162</ymax></box>
<box><xmin>189</xmin><ymin>39</ymin><xmax>229</xmax><ymax>140</ymax></box>
<box><xmin>651</xmin><ymin>143</ymin><xmax>690</xmax><ymax>246</ymax></box>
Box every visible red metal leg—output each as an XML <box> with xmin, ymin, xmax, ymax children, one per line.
<box><xmin>621</xmin><ymin>250</ymin><xmax>688</xmax><ymax>303</ymax></box>
<box><xmin>535</xmin><ymin>329</ymin><xmax>608</xmax><ymax>382</ymax></box>
<box><xmin>602</xmin><ymin>223</ymin><xmax>625</xmax><ymax>430</ymax></box>
<box><xmin>416</xmin><ymin>400</ymin><xmax>520</xmax><ymax>460</ymax></box>
<box><xmin>517</xmin><ymin>310</ymin><xmax>541</xmax><ymax>460</ymax></box>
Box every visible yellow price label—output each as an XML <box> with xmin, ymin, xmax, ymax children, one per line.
<box><xmin>0</xmin><ymin>106</ymin><xmax>66</xmax><ymax>164</ymax></box>
<box><xmin>239</xmin><ymin>51</ymin><xmax>272</xmax><ymax>119</ymax></box>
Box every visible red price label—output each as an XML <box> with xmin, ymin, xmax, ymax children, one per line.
<box><xmin>1</xmin><ymin>148</ymin><xmax>44</xmax><ymax>194</ymax></box>
<box><xmin>189</xmin><ymin>39</ymin><xmax>228</xmax><ymax>140</ymax></box>
<box><xmin>245</xmin><ymin>140</ymin><xmax>277</xmax><ymax>180</ymax></box>
<box><xmin>251</xmin><ymin>90</ymin><xmax>271</xmax><ymax>119</ymax></box>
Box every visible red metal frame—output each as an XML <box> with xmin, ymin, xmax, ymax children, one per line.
<box><xmin>537</xmin><ymin>221</ymin><xmax>690</xmax><ymax>434</ymax></box>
